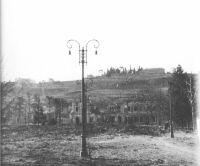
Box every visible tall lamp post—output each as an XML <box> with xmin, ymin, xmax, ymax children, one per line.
<box><xmin>169</xmin><ymin>81</ymin><xmax>174</xmax><ymax>138</ymax></box>
<box><xmin>67</xmin><ymin>39</ymin><xmax>100</xmax><ymax>157</ymax></box>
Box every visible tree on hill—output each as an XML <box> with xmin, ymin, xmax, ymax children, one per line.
<box><xmin>116</xmin><ymin>68</ymin><xmax>120</xmax><ymax>74</ymax></box>
<box><xmin>128</xmin><ymin>66</ymin><xmax>132</xmax><ymax>74</ymax></box>
<box><xmin>170</xmin><ymin>65</ymin><xmax>193</xmax><ymax>128</ymax></box>
<box><xmin>137</xmin><ymin>66</ymin><xmax>143</xmax><ymax>73</ymax></box>
<box><xmin>105</xmin><ymin>66</ymin><xmax>140</xmax><ymax>77</ymax></box>
<box><xmin>133</xmin><ymin>68</ymin><xmax>136</xmax><ymax>74</ymax></box>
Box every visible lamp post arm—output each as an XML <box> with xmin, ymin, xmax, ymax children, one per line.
<box><xmin>67</xmin><ymin>39</ymin><xmax>81</xmax><ymax>51</ymax></box>
<box><xmin>86</xmin><ymin>39</ymin><xmax>100</xmax><ymax>51</ymax></box>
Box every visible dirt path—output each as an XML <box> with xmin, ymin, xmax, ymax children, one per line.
<box><xmin>89</xmin><ymin>132</ymin><xmax>199</xmax><ymax>165</ymax></box>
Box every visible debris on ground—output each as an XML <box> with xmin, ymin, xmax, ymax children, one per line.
<box><xmin>1</xmin><ymin>125</ymin><xmax>198</xmax><ymax>166</ymax></box>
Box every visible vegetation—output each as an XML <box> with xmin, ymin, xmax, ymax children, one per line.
<box><xmin>170</xmin><ymin>65</ymin><xmax>196</xmax><ymax>130</ymax></box>
<box><xmin>31</xmin><ymin>94</ymin><xmax>46</xmax><ymax>125</ymax></box>
<box><xmin>13</xmin><ymin>96</ymin><xmax>26</xmax><ymax>125</ymax></box>
<box><xmin>0</xmin><ymin>81</ymin><xmax>15</xmax><ymax>123</ymax></box>
<box><xmin>46</xmin><ymin>96</ymin><xmax>70</xmax><ymax>126</ymax></box>
<box><xmin>1</xmin><ymin>65</ymin><xmax>198</xmax><ymax>166</ymax></box>
<box><xmin>1</xmin><ymin>65</ymin><xmax>197</xmax><ymax>131</ymax></box>
<box><xmin>103</xmin><ymin>66</ymin><xmax>143</xmax><ymax>77</ymax></box>
<box><xmin>185</xmin><ymin>74</ymin><xmax>197</xmax><ymax>130</ymax></box>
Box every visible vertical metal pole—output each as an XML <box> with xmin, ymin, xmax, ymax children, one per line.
<box><xmin>189</xmin><ymin>75</ymin><xmax>195</xmax><ymax>130</ymax></box>
<box><xmin>81</xmin><ymin>48</ymin><xmax>87</xmax><ymax>157</ymax></box>
<box><xmin>169</xmin><ymin>83</ymin><xmax>174</xmax><ymax>138</ymax></box>
<box><xmin>67</xmin><ymin>39</ymin><xmax>99</xmax><ymax>158</ymax></box>
<box><xmin>59</xmin><ymin>98</ymin><xmax>62</xmax><ymax>126</ymax></box>
<box><xmin>28</xmin><ymin>94</ymin><xmax>30</xmax><ymax>125</ymax></box>
<box><xmin>25</xmin><ymin>107</ymin><xmax>27</xmax><ymax>125</ymax></box>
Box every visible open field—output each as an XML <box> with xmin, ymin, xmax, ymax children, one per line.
<box><xmin>1</xmin><ymin>125</ymin><xmax>199</xmax><ymax>166</ymax></box>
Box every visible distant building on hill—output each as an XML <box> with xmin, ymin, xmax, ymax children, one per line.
<box><xmin>140</xmin><ymin>68</ymin><xmax>165</xmax><ymax>75</ymax></box>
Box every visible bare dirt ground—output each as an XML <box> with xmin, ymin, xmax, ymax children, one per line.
<box><xmin>1</xmin><ymin>125</ymin><xmax>199</xmax><ymax>166</ymax></box>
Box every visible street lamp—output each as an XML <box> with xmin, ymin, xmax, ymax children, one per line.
<box><xmin>163</xmin><ymin>77</ymin><xmax>175</xmax><ymax>138</ymax></box>
<box><xmin>67</xmin><ymin>39</ymin><xmax>100</xmax><ymax>157</ymax></box>
<box><xmin>168</xmin><ymin>80</ymin><xmax>174</xmax><ymax>138</ymax></box>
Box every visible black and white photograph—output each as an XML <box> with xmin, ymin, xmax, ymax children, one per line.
<box><xmin>1</xmin><ymin>0</ymin><xmax>200</xmax><ymax>165</ymax></box>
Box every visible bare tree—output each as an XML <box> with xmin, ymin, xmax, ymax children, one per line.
<box><xmin>186</xmin><ymin>74</ymin><xmax>196</xmax><ymax>130</ymax></box>
<box><xmin>32</xmin><ymin>94</ymin><xmax>46</xmax><ymax>125</ymax></box>
<box><xmin>14</xmin><ymin>96</ymin><xmax>25</xmax><ymax>125</ymax></box>
<box><xmin>27</xmin><ymin>92</ymin><xmax>31</xmax><ymax>125</ymax></box>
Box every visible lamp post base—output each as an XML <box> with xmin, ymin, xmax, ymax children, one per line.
<box><xmin>80</xmin><ymin>150</ymin><xmax>88</xmax><ymax>158</ymax></box>
<box><xmin>80</xmin><ymin>134</ymin><xmax>88</xmax><ymax>158</ymax></box>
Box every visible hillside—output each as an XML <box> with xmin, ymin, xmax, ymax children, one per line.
<box><xmin>17</xmin><ymin>68</ymin><xmax>171</xmax><ymax>103</ymax></box>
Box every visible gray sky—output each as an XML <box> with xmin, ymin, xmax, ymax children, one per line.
<box><xmin>2</xmin><ymin>0</ymin><xmax>200</xmax><ymax>82</ymax></box>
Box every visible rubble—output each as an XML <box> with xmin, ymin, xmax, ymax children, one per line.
<box><xmin>1</xmin><ymin>125</ymin><xmax>198</xmax><ymax>166</ymax></box>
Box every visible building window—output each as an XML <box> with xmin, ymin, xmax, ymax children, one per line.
<box><xmin>75</xmin><ymin>106</ymin><xmax>78</xmax><ymax>112</ymax></box>
<box><xmin>152</xmin><ymin>116</ymin><xmax>156</xmax><ymax>123</ymax></box>
<box><xmin>134</xmin><ymin>117</ymin><xmax>138</xmax><ymax>122</ymax></box>
<box><xmin>76</xmin><ymin>117</ymin><xmax>80</xmax><ymax>125</ymax></box>
<box><xmin>134</xmin><ymin>106</ymin><xmax>138</xmax><ymax>111</ymax></box>
<box><xmin>90</xmin><ymin>117</ymin><xmax>94</xmax><ymax>123</ymax></box>
<box><xmin>118</xmin><ymin>116</ymin><xmax>122</xmax><ymax>123</ymax></box>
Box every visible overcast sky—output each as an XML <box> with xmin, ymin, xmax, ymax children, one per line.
<box><xmin>2</xmin><ymin>0</ymin><xmax>200</xmax><ymax>82</ymax></box>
